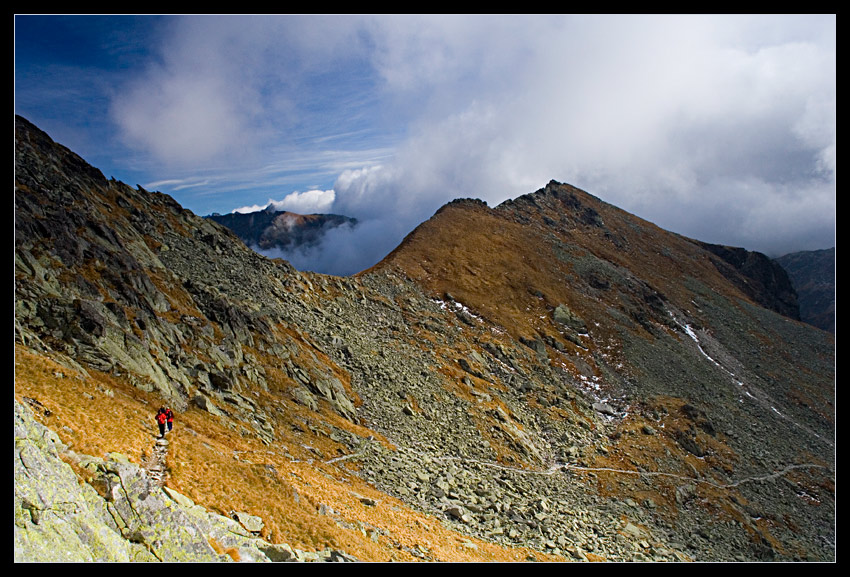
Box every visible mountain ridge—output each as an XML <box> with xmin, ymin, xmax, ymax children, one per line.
<box><xmin>15</xmin><ymin>115</ymin><xmax>835</xmax><ymax>562</ymax></box>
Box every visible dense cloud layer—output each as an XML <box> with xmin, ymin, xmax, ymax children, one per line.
<box><xmin>15</xmin><ymin>15</ymin><xmax>835</xmax><ymax>275</ymax></box>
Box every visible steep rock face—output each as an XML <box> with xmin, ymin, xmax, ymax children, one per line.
<box><xmin>15</xmin><ymin>117</ymin><xmax>835</xmax><ymax>562</ymax></box>
<box><xmin>695</xmin><ymin>241</ymin><xmax>799</xmax><ymax>321</ymax></box>
<box><xmin>15</xmin><ymin>115</ymin><xmax>360</xmax><ymax>431</ymax></box>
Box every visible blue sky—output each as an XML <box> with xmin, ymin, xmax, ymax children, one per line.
<box><xmin>15</xmin><ymin>14</ymin><xmax>836</xmax><ymax>275</ymax></box>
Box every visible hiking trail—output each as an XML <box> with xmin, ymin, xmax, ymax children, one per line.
<box><xmin>143</xmin><ymin>436</ymin><xmax>170</xmax><ymax>488</ymax></box>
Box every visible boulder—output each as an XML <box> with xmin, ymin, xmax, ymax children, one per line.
<box><xmin>553</xmin><ymin>304</ymin><xmax>587</xmax><ymax>332</ymax></box>
<box><xmin>232</xmin><ymin>511</ymin><xmax>265</xmax><ymax>534</ymax></box>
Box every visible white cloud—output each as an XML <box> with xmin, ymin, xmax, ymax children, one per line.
<box><xmin>103</xmin><ymin>14</ymin><xmax>834</xmax><ymax>273</ymax></box>
<box><xmin>323</xmin><ymin>14</ymin><xmax>836</xmax><ymax>269</ymax></box>
<box><xmin>270</xmin><ymin>189</ymin><xmax>337</xmax><ymax>214</ymax></box>
<box><xmin>112</xmin><ymin>72</ymin><xmax>250</xmax><ymax>165</ymax></box>
<box><xmin>233</xmin><ymin>189</ymin><xmax>336</xmax><ymax>215</ymax></box>
<box><xmin>108</xmin><ymin>16</ymin><xmax>366</xmax><ymax>169</ymax></box>
<box><xmin>259</xmin><ymin>218</ymin><xmax>396</xmax><ymax>277</ymax></box>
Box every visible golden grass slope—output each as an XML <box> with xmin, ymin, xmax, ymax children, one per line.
<box><xmin>14</xmin><ymin>344</ymin><xmax>567</xmax><ymax>562</ymax></box>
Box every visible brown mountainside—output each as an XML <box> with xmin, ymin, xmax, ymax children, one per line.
<box><xmin>376</xmin><ymin>184</ymin><xmax>778</xmax><ymax>344</ymax></box>
<box><xmin>15</xmin><ymin>116</ymin><xmax>835</xmax><ymax>562</ymax></box>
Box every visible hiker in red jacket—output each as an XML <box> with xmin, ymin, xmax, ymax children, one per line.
<box><xmin>156</xmin><ymin>407</ymin><xmax>167</xmax><ymax>438</ymax></box>
<box><xmin>165</xmin><ymin>407</ymin><xmax>174</xmax><ymax>434</ymax></box>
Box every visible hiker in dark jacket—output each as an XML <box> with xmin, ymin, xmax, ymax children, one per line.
<box><xmin>156</xmin><ymin>407</ymin><xmax>167</xmax><ymax>438</ymax></box>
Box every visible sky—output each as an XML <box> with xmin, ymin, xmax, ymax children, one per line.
<box><xmin>15</xmin><ymin>14</ymin><xmax>836</xmax><ymax>276</ymax></box>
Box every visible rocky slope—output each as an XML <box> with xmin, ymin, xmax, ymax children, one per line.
<box><xmin>14</xmin><ymin>115</ymin><xmax>835</xmax><ymax>562</ymax></box>
<box><xmin>15</xmin><ymin>397</ymin><xmax>344</xmax><ymax>562</ymax></box>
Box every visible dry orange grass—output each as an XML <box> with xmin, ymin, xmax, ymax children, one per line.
<box><xmin>373</xmin><ymin>186</ymin><xmax>756</xmax><ymax>360</ymax></box>
<box><xmin>589</xmin><ymin>396</ymin><xmax>740</xmax><ymax>514</ymax></box>
<box><xmin>15</xmin><ymin>344</ymin><xmax>567</xmax><ymax>562</ymax></box>
<box><xmin>582</xmin><ymin>395</ymin><xmax>811</xmax><ymax>558</ymax></box>
<box><xmin>374</xmin><ymin>200</ymin><xmax>564</xmax><ymax>342</ymax></box>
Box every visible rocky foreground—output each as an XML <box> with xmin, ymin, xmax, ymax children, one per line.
<box><xmin>15</xmin><ymin>398</ymin><xmax>358</xmax><ymax>562</ymax></box>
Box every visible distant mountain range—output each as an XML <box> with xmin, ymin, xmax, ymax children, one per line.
<box><xmin>775</xmin><ymin>247</ymin><xmax>835</xmax><ymax>334</ymax></box>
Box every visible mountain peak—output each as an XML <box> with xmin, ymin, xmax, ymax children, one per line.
<box><xmin>375</xmin><ymin>177</ymin><xmax>802</xmax><ymax>349</ymax></box>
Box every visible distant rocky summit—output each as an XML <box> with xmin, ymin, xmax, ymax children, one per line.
<box><xmin>775</xmin><ymin>248</ymin><xmax>835</xmax><ymax>334</ymax></box>
<box><xmin>207</xmin><ymin>209</ymin><xmax>356</xmax><ymax>253</ymax></box>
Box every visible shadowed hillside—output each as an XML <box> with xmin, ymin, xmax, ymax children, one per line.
<box><xmin>15</xmin><ymin>116</ymin><xmax>835</xmax><ymax>562</ymax></box>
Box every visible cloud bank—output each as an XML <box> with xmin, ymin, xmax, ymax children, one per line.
<box><xmin>104</xmin><ymin>15</ymin><xmax>835</xmax><ymax>274</ymax></box>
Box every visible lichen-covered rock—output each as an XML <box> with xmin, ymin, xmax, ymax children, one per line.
<box><xmin>100</xmin><ymin>458</ymin><xmax>223</xmax><ymax>562</ymax></box>
<box><xmin>14</xmin><ymin>400</ymin><xmax>136</xmax><ymax>562</ymax></box>
<box><xmin>14</xmin><ymin>399</ymin><xmax>362</xmax><ymax>562</ymax></box>
<box><xmin>231</xmin><ymin>511</ymin><xmax>265</xmax><ymax>534</ymax></box>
